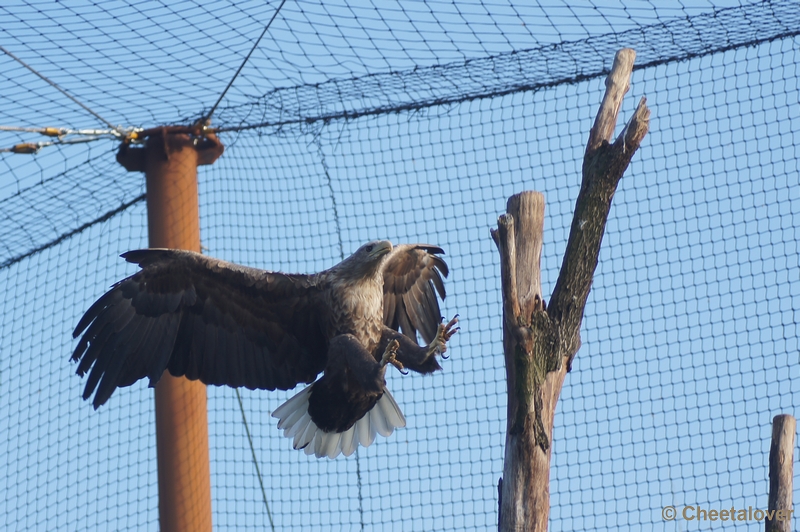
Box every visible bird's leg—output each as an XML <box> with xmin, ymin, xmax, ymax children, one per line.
<box><xmin>380</xmin><ymin>339</ymin><xmax>407</xmax><ymax>374</ymax></box>
<box><xmin>425</xmin><ymin>315</ymin><xmax>460</xmax><ymax>359</ymax></box>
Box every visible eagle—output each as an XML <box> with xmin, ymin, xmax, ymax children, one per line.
<box><xmin>71</xmin><ymin>241</ymin><xmax>458</xmax><ymax>459</ymax></box>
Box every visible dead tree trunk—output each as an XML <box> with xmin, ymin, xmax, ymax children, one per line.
<box><xmin>493</xmin><ymin>48</ymin><xmax>650</xmax><ymax>532</ymax></box>
<box><xmin>767</xmin><ymin>414</ymin><xmax>795</xmax><ymax>532</ymax></box>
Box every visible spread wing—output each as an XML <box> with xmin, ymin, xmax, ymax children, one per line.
<box><xmin>381</xmin><ymin>244</ymin><xmax>448</xmax><ymax>344</ymax></box>
<box><xmin>71</xmin><ymin>249</ymin><xmax>330</xmax><ymax>408</ymax></box>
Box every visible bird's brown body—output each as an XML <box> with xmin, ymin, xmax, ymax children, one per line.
<box><xmin>324</xmin><ymin>274</ymin><xmax>385</xmax><ymax>354</ymax></box>
<box><xmin>72</xmin><ymin>240</ymin><xmax>458</xmax><ymax>458</ymax></box>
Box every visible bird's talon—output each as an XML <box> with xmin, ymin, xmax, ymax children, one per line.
<box><xmin>425</xmin><ymin>314</ymin><xmax>459</xmax><ymax>359</ymax></box>
<box><xmin>380</xmin><ymin>339</ymin><xmax>400</xmax><ymax>368</ymax></box>
<box><xmin>387</xmin><ymin>353</ymin><xmax>407</xmax><ymax>374</ymax></box>
<box><xmin>380</xmin><ymin>339</ymin><xmax>408</xmax><ymax>373</ymax></box>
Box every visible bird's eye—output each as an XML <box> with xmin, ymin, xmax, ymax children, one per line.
<box><xmin>365</xmin><ymin>245</ymin><xmax>374</xmax><ymax>253</ymax></box>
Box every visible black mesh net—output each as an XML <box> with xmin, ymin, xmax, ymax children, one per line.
<box><xmin>1</xmin><ymin>1</ymin><xmax>798</xmax><ymax>530</ymax></box>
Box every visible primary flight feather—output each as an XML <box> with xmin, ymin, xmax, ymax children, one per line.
<box><xmin>71</xmin><ymin>241</ymin><xmax>458</xmax><ymax>458</ymax></box>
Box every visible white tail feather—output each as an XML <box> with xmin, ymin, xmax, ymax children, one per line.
<box><xmin>340</xmin><ymin>423</ymin><xmax>358</xmax><ymax>457</ymax></box>
<box><xmin>286</xmin><ymin>412</ymin><xmax>309</xmax><ymax>439</ymax></box>
<box><xmin>378</xmin><ymin>388</ymin><xmax>406</xmax><ymax>429</ymax></box>
<box><xmin>313</xmin><ymin>428</ymin><xmax>325</xmax><ymax>456</ymax></box>
<box><xmin>296</xmin><ymin>418</ymin><xmax>316</xmax><ymax>450</ymax></box>
<box><xmin>272</xmin><ymin>386</ymin><xmax>311</xmax><ymax>419</ymax></box>
<box><xmin>279</xmin><ymin>402</ymin><xmax>307</xmax><ymax>431</ymax></box>
<box><xmin>356</xmin><ymin>414</ymin><xmax>373</xmax><ymax>447</ymax></box>
<box><xmin>272</xmin><ymin>385</ymin><xmax>406</xmax><ymax>459</ymax></box>
<box><xmin>289</xmin><ymin>413</ymin><xmax>312</xmax><ymax>445</ymax></box>
<box><xmin>369</xmin><ymin>404</ymin><xmax>389</xmax><ymax>437</ymax></box>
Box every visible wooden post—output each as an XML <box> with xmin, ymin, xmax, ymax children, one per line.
<box><xmin>767</xmin><ymin>414</ymin><xmax>795</xmax><ymax>532</ymax></box>
<box><xmin>493</xmin><ymin>49</ymin><xmax>650</xmax><ymax>532</ymax></box>
<box><xmin>117</xmin><ymin>129</ymin><xmax>223</xmax><ymax>532</ymax></box>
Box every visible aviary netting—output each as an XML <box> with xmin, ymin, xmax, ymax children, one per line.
<box><xmin>1</xmin><ymin>1</ymin><xmax>799</xmax><ymax>530</ymax></box>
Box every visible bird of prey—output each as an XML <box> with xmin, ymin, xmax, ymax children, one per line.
<box><xmin>71</xmin><ymin>241</ymin><xmax>458</xmax><ymax>458</ymax></box>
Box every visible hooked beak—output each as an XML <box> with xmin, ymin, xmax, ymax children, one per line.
<box><xmin>369</xmin><ymin>241</ymin><xmax>393</xmax><ymax>259</ymax></box>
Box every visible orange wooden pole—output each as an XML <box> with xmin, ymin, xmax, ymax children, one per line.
<box><xmin>119</xmin><ymin>131</ymin><xmax>223</xmax><ymax>532</ymax></box>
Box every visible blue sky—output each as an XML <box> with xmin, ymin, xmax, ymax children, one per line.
<box><xmin>1</xmin><ymin>1</ymin><xmax>798</xmax><ymax>530</ymax></box>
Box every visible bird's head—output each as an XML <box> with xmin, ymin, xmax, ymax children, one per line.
<box><xmin>334</xmin><ymin>240</ymin><xmax>393</xmax><ymax>282</ymax></box>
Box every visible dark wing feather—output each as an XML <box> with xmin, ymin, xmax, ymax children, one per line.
<box><xmin>72</xmin><ymin>249</ymin><xmax>330</xmax><ymax>408</ymax></box>
<box><xmin>381</xmin><ymin>244</ymin><xmax>448</xmax><ymax>344</ymax></box>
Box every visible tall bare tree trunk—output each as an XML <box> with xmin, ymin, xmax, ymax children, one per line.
<box><xmin>494</xmin><ymin>49</ymin><xmax>650</xmax><ymax>532</ymax></box>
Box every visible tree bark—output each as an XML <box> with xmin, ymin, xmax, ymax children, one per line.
<box><xmin>767</xmin><ymin>414</ymin><xmax>795</xmax><ymax>532</ymax></box>
<box><xmin>495</xmin><ymin>48</ymin><xmax>650</xmax><ymax>532</ymax></box>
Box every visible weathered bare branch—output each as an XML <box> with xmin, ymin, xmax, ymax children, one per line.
<box><xmin>549</xmin><ymin>49</ymin><xmax>649</xmax><ymax>366</ymax></box>
<box><xmin>588</xmin><ymin>48</ymin><xmax>636</xmax><ymax>151</ymax></box>
<box><xmin>494</xmin><ymin>214</ymin><xmax>522</xmax><ymax>324</ymax></box>
<box><xmin>507</xmin><ymin>193</ymin><xmax>544</xmax><ymax>318</ymax></box>
<box><xmin>622</xmin><ymin>97</ymin><xmax>650</xmax><ymax>146</ymax></box>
